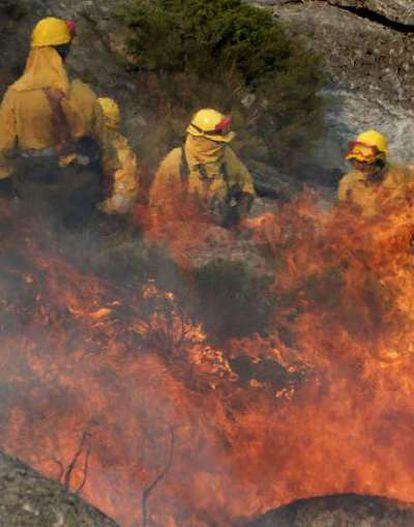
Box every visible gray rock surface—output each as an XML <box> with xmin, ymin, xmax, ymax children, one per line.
<box><xmin>0</xmin><ymin>450</ymin><xmax>118</xmax><ymax>526</ymax></box>
<box><xmin>248</xmin><ymin>494</ymin><xmax>414</xmax><ymax>527</ymax></box>
<box><xmin>254</xmin><ymin>0</ymin><xmax>414</xmax><ymax>25</ymax></box>
<box><xmin>331</xmin><ymin>0</ymin><xmax>414</xmax><ymax>25</ymax></box>
<box><xmin>252</xmin><ymin>0</ymin><xmax>414</xmax><ymax>174</ymax></box>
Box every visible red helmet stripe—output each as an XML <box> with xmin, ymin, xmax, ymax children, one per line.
<box><xmin>214</xmin><ymin>116</ymin><xmax>232</xmax><ymax>133</ymax></box>
<box><xmin>66</xmin><ymin>20</ymin><xmax>77</xmax><ymax>37</ymax></box>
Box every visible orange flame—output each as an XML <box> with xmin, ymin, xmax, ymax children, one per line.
<box><xmin>1</xmin><ymin>187</ymin><xmax>414</xmax><ymax>526</ymax></box>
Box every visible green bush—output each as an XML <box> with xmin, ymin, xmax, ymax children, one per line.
<box><xmin>118</xmin><ymin>0</ymin><xmax>326</xmax><ymax>175</ymax></box>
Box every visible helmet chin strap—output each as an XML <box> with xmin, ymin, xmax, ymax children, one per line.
<box><xmin>54</xmin><ymin>44</ymin><xmax>72</xmax><ymax>61</ymax></box>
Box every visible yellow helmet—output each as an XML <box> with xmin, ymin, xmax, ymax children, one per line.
<box><xmin>31</xmin><ymin>17</ymin><xmax>73</xmax><ymax>48</ymax></box>
<box><xmin>346</xmin><ymin>129</ymin><xmax>388</xmax><ymax>163</ymax></box>
<box><xmin>187</xmin><ymin>109</ymin><xmax>235</xmax><ymax>143</ymax></box>
<box><xmin>98</xmin><ymin>97</ymin><xmax>121</xmax><ymax>129</ymax></box>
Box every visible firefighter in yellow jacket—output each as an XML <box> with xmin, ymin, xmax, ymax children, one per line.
<box><xmin>338</xmin><ymin>130</ymin><xmax>412</xmax><ymax>217</ymax></box>
<box><xmin>97</xmin><ymin>97</ymin><xmax>139</xmax><ymax>215</ymax></box>
<box><xmin>0</xmin><ymin>17</ymin><xmax>103</xmax><ymax>224</ymax></box>
<box><xmin>150</xmin><ymin>109</ymin><xmax>255</xmax><ymax>227</ymax></box>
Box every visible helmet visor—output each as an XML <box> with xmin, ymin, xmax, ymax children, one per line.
<box><xmin>188</xmin><ymin>115</ymin><xmax>234</xmax><ymax>142</ymax></box>
<box><xmin>346</xmin><ymin>141</ymin><xmax>383</xmax><ymax>163</ymax></box>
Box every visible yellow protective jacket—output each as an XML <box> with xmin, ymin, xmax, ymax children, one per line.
<box><xmin>69</xmin><ymin>79</ymin><xmax>103</xmax><ymax>141</ymax></box>
<box><xmin>338</xmin><ymin>166</ymin><xmax>413</xmax><ymax>217</ymax></box>
<box><xmin>0</xmin><ymin>47</ymin><xmax>97</xmax><ymax>179</ymax></box>
<box><xmin>99</xmin><ymin>129</ymin><xmax>139</xmax><ymax>215</ymax></box>
<box><xmin>150</xmin><ymin>138</ymin><xmax>255</xmax><ymax>217</ymax></box>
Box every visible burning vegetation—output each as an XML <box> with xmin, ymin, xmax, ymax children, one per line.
<box><xmin>1</xmin><ymin>179</ymin><xmax>414</xmax><ymax>526</ymax></box>
<box><xmin>0</xmin><ymin>2</ymin><xmax>414</xmax><ymax>526</ymax></box>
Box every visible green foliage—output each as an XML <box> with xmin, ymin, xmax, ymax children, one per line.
<box><xmin>117</xmin><ymin>0</ymin><xmax>326</xmax><ymax>174</ymax></box>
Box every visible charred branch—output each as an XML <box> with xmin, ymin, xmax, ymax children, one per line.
<box><xmin>52</xmin><ymin>457</ymin><xmax>65</xmax><ymax>482</ymax></box>
<box><xmin>62</xmin><ymin>429</ymin><xmax>92</xmax><ymax>492</ymax></box>
<box><xmin>141</xmin><ymin>427</ymin><xmax>175</xmax><ymax>527</ymax></box>
<box><xmin>75</xmin><ymin>445</ymin><xmax>91</xmax><ymax>494</ymax></box>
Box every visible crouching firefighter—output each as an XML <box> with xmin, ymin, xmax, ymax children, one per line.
<box><xmin>149</xmin><ymin>109</ymin><xmax>256</xmax><ymax>228</ymax></box>
<box><xmin>97</xmin><ymin>97</ymin><xmax>139</xmax><ymax>216</ymax></box>
<box><xmin>0</xmin><ymin>17</ymin><xmax>103</xmax><ymax>227</ymax></box>
<box><xmin>338</xmin><ymin>129</ymin><xmax>412</xmax><ymax>217</ymax></box>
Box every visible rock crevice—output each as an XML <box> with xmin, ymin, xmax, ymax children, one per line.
<box><xmin>334</xmin><ymin>4</ymin><xmax>414</xmax><ymax>33</ymax></box>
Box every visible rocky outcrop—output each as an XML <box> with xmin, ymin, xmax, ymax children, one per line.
<box><xmin>0</xmin><ymin>450</ymin><xmax>118</xmax><ymax>526</ymax></box>
<box><xmin>252</xmin><ymin>0</ymin><xmax>414</xmax><ymax>174</ymax></box>
<box><xmin>262</xmin><ymin>1</ymin><xmax>414</xmax><ymax>107</ymax></box>
<box><xmin>330</xmin><ymin>1</ymin><xmax>414</xmax><ymax>26</ymax></box>
<box><xmin>248</xmin><ymin>494</ymin><xmax>414</xmax><ymax>527</ymax></box>
<box><xmin>255</xmin><ymin>1</ymin><xmax>414</xmax><ymax>26</ymax></box>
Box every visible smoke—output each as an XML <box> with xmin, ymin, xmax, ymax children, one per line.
<box><xmin>0</xmin><ymin>200</ymin><xmax>247</xmax><ymax>525</ymax></box>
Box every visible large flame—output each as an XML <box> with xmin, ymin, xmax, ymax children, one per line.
<box><xmin>1</xmin><ymin>184</ymin><xmax>414</xmax><ymax>526</ymax></box>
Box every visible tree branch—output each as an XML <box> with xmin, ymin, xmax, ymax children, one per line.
<box><xmin>141</xmin><ymin>426</ymin><xmax>175</xmax><ymax>527</ymax></box>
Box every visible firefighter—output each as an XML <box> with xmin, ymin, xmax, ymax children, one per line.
<box><xmin>338</xmin><ymin>130</ymin><xmax>412</xmax><ymax>217</ymax></box>
<box><xmin>0</xmin><ymin>17</ymin><xmax>103</xmax><ymax>226</ymax></box>
<box><xmin>149</xmin><ymin>109</ymin><xmax>255</xmax><ymax>228</ymax></box>
<box><xmin>97</xmin><ymin>97</ymin><xmax>139</xmax><ymax>215</ymax></box>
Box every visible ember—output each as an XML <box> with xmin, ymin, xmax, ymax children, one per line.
<box><xmin>1</xmin><ymin>186</ymin><xmax>414</xmax><ymax>527</ymax></box>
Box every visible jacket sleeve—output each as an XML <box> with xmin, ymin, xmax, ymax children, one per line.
<box><xmin>338</xmin><ymin>174</ymin><xmax>351</xmax><ymax>201</ymax></box>
<box><xmin>101</xmin><ymin>136</ymin><xmax>140</xmax><ymax>214</ymax></box>
<box><xmin>149</xmin><ymin>150</ymin><xmax>182</xmax><ymax>208</ymax></box>
<box><xmin>226</xmin><ymin>148</ymin><xmax>255</xmax><ymax>195</ymax></box>
<box><xmin>0</xmin><ymin>89</ymin><xmax>17</xmax><ymax>179</ymax></box>
<box><xmin>69</xmin><ymin>79</ymin><xmax>103</xmax><ymax>141</ymax></box>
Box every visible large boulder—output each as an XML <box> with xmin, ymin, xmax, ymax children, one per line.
<box><xmin>0</xmin><ymin>450</ymin><xmax>118</xmax><ymax>526</ymax></box>
<box><xmin>254</xmin><ymin>1</ymin><xmax>414</xmax><ymax>26</ymax></box>
<box><xmin>251</xmin><ymin>0</ymin><xmax>414</xmax><ymax>177</ymax></box>
<box><xmin>248</xmin><ymin>494</ymin><xmax>414</xmax><ymax>527</ymax></box>
<box><xmin>330</xmin><ymin>0</ymin><xmax>414</xmax><ymax>25</ymax></box>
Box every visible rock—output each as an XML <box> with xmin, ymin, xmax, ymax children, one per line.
<box><xmin>266</xmin><ymin>1</ymin><xmax>414</xmax><ymax>106</ymax></box>
<box><xmin>248</xmin><ymin>494</ymin><xmax>414</xmax><ymax>527</ymax></box>
<box><xmin>248</xmin><ymin>160</ymin><xmax>301</xmax><ymax>200</ymax></box>
<box><xmin>254</xmin><ymin>0</ymin><xmax>414</xmax><ymax>25</ymax></box>
<box><xmin>330</xmin><ymin>0</ymin><xmax>414</xmax><ymax>25</ymax></box>
<box><xmin>0</xmin><ymin>1</ymin><xmax>36</xmax><ymax>91</ymax></box>
<box><xmin>250</xmin><ymin>0</ymin><xmax>414</xmax><ymax>178</ymax></box>
<box><xmin>0</xmin><ymin>450</ymin><xmax>118</xmax><ymax>526</ymax></box>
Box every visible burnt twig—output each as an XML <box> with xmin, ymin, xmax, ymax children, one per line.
<box><xmin>141</xmin><ymin>426</ymin><xmax>175</xmax><ymax>527</ymax></box>
<box><xmin>62</xmin><ymin>429</ymin><xmax>91</xmax><ymax>491</ymax></box>
<box><xmin>74</xmin><ymin>444</ymin><xmax>91</xmax><ymax>494</ymax></box>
